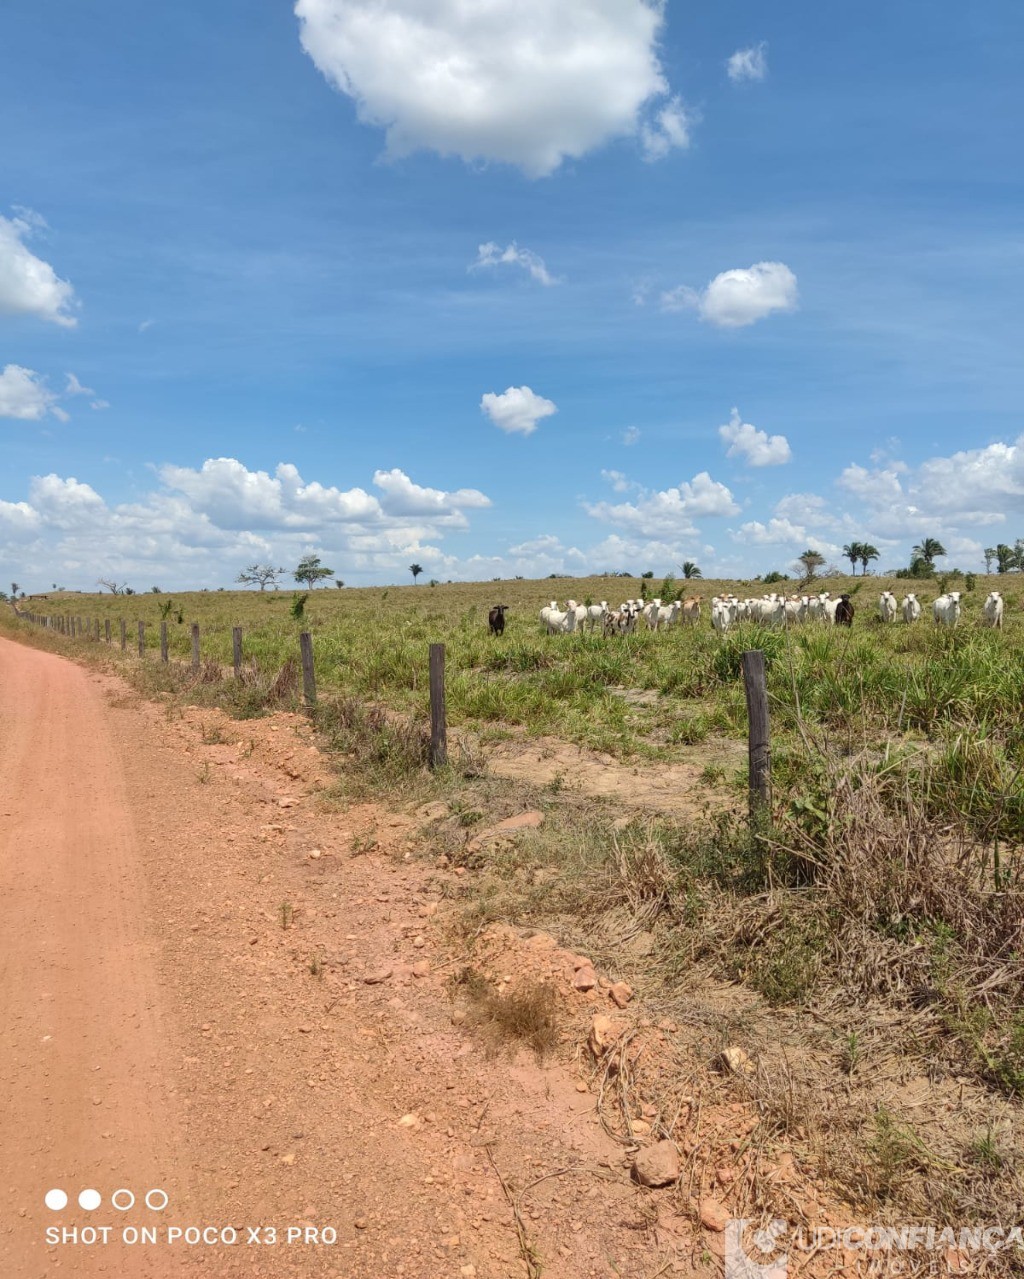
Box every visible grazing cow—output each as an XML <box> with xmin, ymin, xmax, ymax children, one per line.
<box><xmin>835</xmin><ymin>594</ymin><xmax>855</xmax><ymax>627</ymax></box>
<box><xmin>901</xmin><ymin>593</ymin><xmax>921</xmax><ymax>623</ymax></box>
<box><xmin>878</xmin><ymin>591</ymin><xmax>898</xmax><ymax>623</ymax></box>
<box><xmin>488</xmin><ymin>604</ymin><xmax>508</xmax><ymax>636</ymax></box>
<box><xmin>681</xmin><ymin>596</ymin><xmax>702</xmax><ymax>625</ymax></box>
<box><xmin>932</xmin><ymin>592</ymin><xmax>962</xmax><ymax>627</ymax></box>
<box><xmin>983</xmin><ymin>591</ymin><xmax>1004</xmax><ymax>629</ymax></box>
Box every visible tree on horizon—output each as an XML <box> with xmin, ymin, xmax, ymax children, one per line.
<box><xmin>409</xmin><ymin>563</ymin><xmax>423</xmax><ymax>582</ymax></box>
<box><xmin>237</xmin><ymin>563</ymin><xmax>286</xmax><ymax>591</ymax></box>
<box><xmin>294</xmin><ymin>554</ymin><xmax>334</xmax><ymax>588</ymax></box>
<box><xmin>912</xmin><ymin>537</ymin><xmax>946</xmax><ymax>566</ymax></box>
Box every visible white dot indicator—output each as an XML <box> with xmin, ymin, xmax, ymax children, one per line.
<box><xmin>45</xmin><ymin>1189</ymin><xmax>68</xmax><ymax>1211</ymax></box>
<box><xmin>145</xmin><ymin>1188</ymin><xmax>168</xmax><ymax>1211</ymax></box>
<box><xmin>112</xmin><ymin>1189</ymin><xmax>135</xmax><ymax>1211</ymax></box>
<box><xmin>78</xmin><ymin>1189</ymin><xmax>102</xmax><ymax>1211</ymax></box>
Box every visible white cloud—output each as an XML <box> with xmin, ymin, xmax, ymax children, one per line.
<box><xmin>622</xmin><ymin>426</ymin><xmax>641</xmax><ymax>446</ymax></box>
<box><xmin>480</xmin><ymin>386</ymin><xmax>557</xmax><ymax>436</ymax></box>
<box><xmin>90</xmin><ymin>399</ymin><xmax>110</xmax><ymax>411</ymax></box>
<box><xmin>0</xmin><ymin>459</ymin><xmax>494</xmax><ymax>590</ymax></box>
<box><xmin>0</xmin><ymin>211</ymin><xmax>77</xmax><ymax>327</ymax></box>
<box><xmin>584</xmin><ymin>471</ymin><xmax>740</xmax><ymax>538</ymax></box>
<box><xmin>65</xmin><ymin>373</ymin><xmax>93</xmax><ymax>397</ymax></box>
<box><xmin>662</xmin><ymin>261</ymin><xmax>798</xmax><ymax>328</ymax></box>
<box><xmin>601</xmin><ymin>469</ymin><xmax>632</xmax><ymax>493</ymax></box>
<box><xmin>727</xmin><ymin>44</ymin><xmax>767</xmax><ymax>84</ymax></box>
<box><xmin>718</xmin><ymin>407</ymin><xmax>791</xmax><ymax>467</ymax></box>
<box><xmin>732</xmin><ymin>517</ymin><xmax>807</xmax><ymax>546</ymax></box>
<box><xmin>294</xmin><ymin>0</ymin><xmax>689</xmax><ymax>176</ymax></box>
<box><xmin>0</xmin><ymin>365</ymin><xmax>58</xmax><ymax>421</ymax></box>
<box><xmin>471</xmin><ymin>242</ymin><xmax>557</xmax><ymax>286</ymax></box>
<box><xmin>639</xmin><ymin>97</ymin><xmax>695</xmax><ymax>161</ymax></box>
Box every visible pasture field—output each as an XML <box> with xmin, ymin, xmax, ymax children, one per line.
<box><xmin>18</xmin><ymin>573</ymin><xmax>1024</xmax><ymax>848</ymax></box>
<box><xmin>9</xmin><ymin>572</ymin><xmax>1024</xmax><ymax>1237</ymax></box>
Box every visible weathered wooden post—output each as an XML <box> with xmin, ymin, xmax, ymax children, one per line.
<box><xmin>741</xmin><ymin>650</ymin><xmax>771</xmax><ymax>821</ymax></box>
<box><xmin>299</xmin><ymin>631</ymin><xmax>316</xmax><ymax>712</ymax></box>
<box><xmin>137</xmin><ymin>620</ymin><xmax>145</xmax><ymax>658</ymax></box>
<box><xmin>105</xmin><ymin>619</ymin><xmax>111</xmax><ymax>644</ymax></box>
<box><xmin>191</xmin><ymin>622</ymin><xmax>200</xmax><ymax>673</ymax></box>
<box><xmin>120</xmin><ymin>618</ymin><xmax>127</xmax><ymax>651</ymax></box>
<box><xmin>232</xmin><ymin>626</ymin><xmax>243</xmax><ymax>679</ymax></box>
<box><xmin>429</xmin><ymin>642</ymin><xmax>447</xmax><ymax>769</ymax></box>
<box><xmin>94</xmin><ymin>617</ymin><xmax>100</xmax><ymax>641</ymax></box>
<box><xmin>160</xmin><ymin>621</ymin><xmax>169</xmax><ymax>663</ymax></box>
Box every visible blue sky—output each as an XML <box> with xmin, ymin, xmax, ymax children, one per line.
<box><xmin>2</xmin><ymin>0</ymin><xmax>1022</xmax><ymax>590</ymax></box>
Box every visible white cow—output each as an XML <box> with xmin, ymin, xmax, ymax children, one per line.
<box><xmin>878</xmin><ymin>591</ymin><xmax>898</xmax><ymax>623</ymax></box>
<box><xmin>932</xmin><ymin>592</ymin><xmax>962</xmax><ymax>627</ymax></box>
<box><xmin>983</xmin><ymin>591</ymin><xmax>1004</xmax><ymax>629</ymax></box>
<box><xmin>901</xmin><ymin>593</ymin><xmax>921</xmax><ymax>623</ymax></box>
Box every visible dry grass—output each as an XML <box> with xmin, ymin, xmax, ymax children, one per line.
<box><xmin>450</xmin><ymin>966</ymin><xmax>559</xmax><ymax>1063</ymax></box>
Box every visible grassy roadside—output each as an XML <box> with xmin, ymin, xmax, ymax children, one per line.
<box><xmin>5</xmin><ymin>597</ymin><xmax>1024</xmax><ymax>1246</ymax></box>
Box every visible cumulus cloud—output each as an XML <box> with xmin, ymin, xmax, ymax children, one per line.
<box><xmin>662</xmin><ymin>261</ymin><xmax>798</xmax><ymax>328</ymax></box>
<box><xmin>294</xmin><ymin>0</ymin><xmax>689</xmax><ymax>176</ymax></box>
<box><xmin>0</xmin><ymin>211</ymin><xmax>77</xmax><ymax>327</ymax></box>
<box><xmin>732</xmin><ymin>517</ymin><xmax>807</xmax><ymax>546</ymax></box>
<box><xmin>480</xmin><ymin>386</ymin><xmax>557</xmax><ymax>436</ymax></box>
<box><xmin>0</xmin><ymin>459</ymin><xmax>494</xmax><ymax>590</ymax></box>
<box><xmin>718</xmin><ymin>407</ymin><xmax>791</xmax><ymax>467</ymax></box>
<box><xmin>584</xmin><ymin>471</ymin><xmax>739</xmax><ymax>539</ymax></box>
<box><xmin>0</xmin><ymin>365</ymin><xmax>59</xmax><ymax>421</ymax></box>
<box><xmin>471</xmin><ymin>242</ymin><xmax>557</xmax><ymax>286</ymax></box>
<box><xmin>727</xmin><ymin>44</ymin><xmax>767</xmax><ymax>83</ymax></box>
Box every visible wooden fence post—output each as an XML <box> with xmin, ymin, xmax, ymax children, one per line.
<box><xmin>299</xmin><ymin>631</ymin><xmax>316</xmax><ymax>711</ymax></box>
<box><xmin>137</xmin><ymin>620</ymin><xmax>145</xmax><ymax>658</ymax></box>
<box><xmin>94</xmin><ymin>617</ymin><xmax>100</xmax><ymax>642</ymax></box>
<box><xmin>160</xmin><ymin>621</ymin><xmax>169</xmax><ymax>663</ymax></box>
<box><xmin>741</xmin><ymin>650</ymin><xmax>771</xmax><ymax>821</ymax></box>
<box><xmin>120</xmin><ymin>618</ymin><xmax>127</xmax><ymax>651</ymax></box>
<box><xmin>429</xmin><ymin>642</ymin><xmax>447</xmax><ymax>769</ymax></box>
<box><xmin>105</xmin><ymin>619</ymin><xmax>111</xmax><ymax>644</ymax></box>
<box><xmin>232</xmin><ymin>626</ymin><xmax>243</xmax><ymax>678</ymax></box>
<box><xmin>191</xmin><ymin>622</ymin><xmax>200</xmax><ymax>673</ymax></box>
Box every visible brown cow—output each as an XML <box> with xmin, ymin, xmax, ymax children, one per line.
<box><xmin>488</xmin><ymin>604</ymin><xmax>509</xmax><ymax>635</ymax></box>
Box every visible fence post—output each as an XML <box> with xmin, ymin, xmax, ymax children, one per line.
<box><xmin>429</xmin><ymin>642</ymin><xmax>447</xmax><ymax>770</ymax></box>
<box><xmin>105</xmin><ymin>619</ymin><xmax>111</xmax><ymax>644</ymax></box>
<box><xmin>299</xmin><ymin>631</ymin><xmax>316</xmax><ymax>712</ymax></box>
<box><xmin>137</xmin><ymin>620</ymin><xmax>145</xmax><ymax>658</ymax></box>
<box><xmin>191</xmin><ymin>622</ymin><xmax>200</xmax><ymax>673</ymax></box>
<box><xmin>160</xmin><ymin>621</ymin><xmax>169</xmax><ymax>663</ymax></box>
<box><xmin>741</xmin><ymin>649</ymin><xmax>771</xmax><ymax>821</ymax></box>
<box><xmin>94</xmin><ymin>617</ymin><xmax>100</xmax><ymax>642</ymax></box>
<box><xmin>120</xmin><ymin>618</ymin><xmax>127</xmax><ymax>651</ymax></box>
<box><xmin>232</xmin><ymin>626</ymin><xmax>243</xmax><ymax>678</ymax></box>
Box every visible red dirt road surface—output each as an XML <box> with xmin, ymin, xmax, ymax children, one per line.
<box><xmin>0</xmin><ymin>636</ymin><xmax>673</xmax><ymax>1279</ymax></box>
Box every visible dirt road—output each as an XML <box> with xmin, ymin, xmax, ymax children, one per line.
<box><xmin>0</xmin><ymin>636</ymin><xmax>672</xmax><ymax>1278</ymax></box>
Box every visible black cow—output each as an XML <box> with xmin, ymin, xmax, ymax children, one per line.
<box><xmin>835</xmin><ymin>594</ymin><xmax>855</xmax><ymax>627</ymax></box>
<box><xmin>488</xmin><ymin>604</ymin><xmax>509</xmax><ymax>635</ymax></box>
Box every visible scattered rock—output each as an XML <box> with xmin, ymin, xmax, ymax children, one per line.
<box><xmin>277</xmin><ymin>798</ymin><xmax>298</xmax><ymax>809</ymax></box>
<box><xmin>572</xmin><ymin>967</ymin><xmax>598</xmax><ymax>992</ymax></box>
<box><xmin>280</xmin><ymin>1153</ymin><xmax>296</xmax><ymax>1166</ymax></box>
<box><xmin>632</xmin><ymin>1141</ymin><xmax>680</xmax><ymax>1188</ymax></box>
<box><xmin>411</xmin><ymin>960</ymin><xmax>430</xmax><ymax>978</ymax></box>
<box><xmin>588</xmin><ymin>1014</ymin><xmax>623</xmax><ymax>1055</ymax></box>
<box><xmin>525</xmin><ymin>931</ymin><xmax>557</xmax><ymax>949</ymax></box>
<box><xmin>363</xmin><ymin>966</ymin><xmax>392</xmax><ymax>985</ymax></box>
<box><xmin>412</xmin><ymin>935</ymin><xmax>426</xmax><ymax>949</ymax></box>
<box><xmin>418</xmin><ymin>902</ymin><xmax>438</xmax><ymax>918</ymax></box>
<box><xmin>699</xmin><ymin>1199</ymin><xmax>730</xmax><ymax>1233</ymax></box>
<box><xmin>608</xmin><ymin>981</ymin><xmax>633</xmax><ymax>1008</ymax></box>
<box><xmin>719</xmin><ymin>1047</ymin><xmax>753</xmax><ymax>1076</ymax></box>
<box><xmin>631</xmin><ymin>1119</ymin><xmax>651</xmax><ymax>1136</ymax></box>
<box><xmin>466</xmin><ymin>811</ymin><xmax>544</xmax><ymax>854</ymax></box>
<box><xmin>307</xmin><ymin>849</ymin><xmax>321</xmax><ymax>859</ymax></box>
<box><xmin>397</xmin><ymin>1113</ymin><xmax>421</xmax><ymax>1129</ymax></box>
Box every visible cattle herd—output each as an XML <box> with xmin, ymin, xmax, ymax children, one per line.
<box><xmin>486</xmin><ymin>588</ymin><xmax>1007</xmax><ymax>636</ymax></box>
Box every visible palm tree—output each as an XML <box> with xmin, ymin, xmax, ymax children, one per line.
<box><xmin>996</xmin><ymin>543</ymin><xmax>1016</xmax><ymax>574</ymax></box>
<box><xmin>679</xmin><ymin>561</ymin><xmax>702</xmax><ymax>579</ymax></box>
<box><xmin>858</xmin><ymin>544</ymin><xmax>880</xmax><ymax>575</ymax></box>
<box><xmin>797</xmin><ymin>549</ymin><xmax>825</xmax><ymax>580</ymax></box>
<box><xmin>984</xmin><ymin>547</ymin><xmax>996</xmax><ymax>575</ymax></box>
<box><xmin>912</xmin><ymin>537</ymin><xmax>946</xmax><ymax>566</ymax></box>
<box><xmin>842</xmin><ymin>542</ymin><xmax>863</xmax><ymax>575</ymax></box>
<box><xmin>409</xmin><ymin>563</ymin><xmax>424</xmax><ymax>583</ymax></box>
